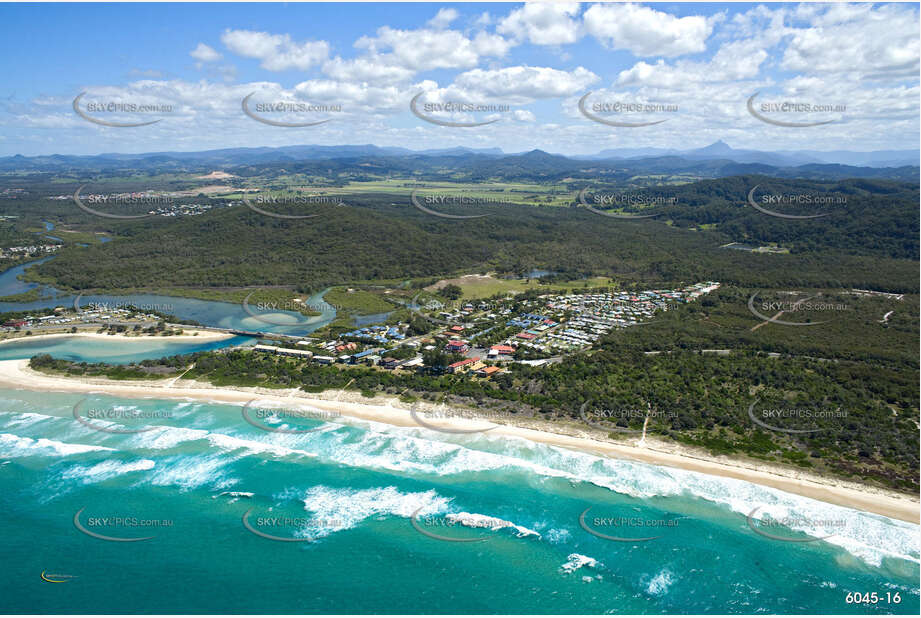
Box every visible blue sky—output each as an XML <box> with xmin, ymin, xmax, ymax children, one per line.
<box><xmin>1</xmin><ymin>2</ymin><xmax>918</xmax><ymax>156</ymax></box>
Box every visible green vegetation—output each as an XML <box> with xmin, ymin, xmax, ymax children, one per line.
<box><xmin>29</xmin><ymin>353</ymin><xmax>186</xmax><ymax>379</ymax></box>
<box><xmin>6</xmin><ymin>162</ymin><xmax>919</xmax><ymax>495</ymax></box>
<box><xmin>324</xmin><ymin>287</ymin><xmax>394</xmax><ymax>314</ymax></box>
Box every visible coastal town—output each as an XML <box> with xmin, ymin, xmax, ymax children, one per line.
<box><xmin>250</xmin><ymin>281</ymin><xmax>721</xmax><ymax>379</ymax></box>
<box><xmin>2</xmin><ymin>281</ymin><xmax>721</xmax><ymax>377</ymax></box>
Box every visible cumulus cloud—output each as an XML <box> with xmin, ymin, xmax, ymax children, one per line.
<box><xmin>583</xmin><ymin>3</ymin><xmax>714</xmax><ymax>57</ymax></box>
<box><xmin>427</xmin><ymin>7</ymin><xmax>459</xmax><ymax>29</ymax></box>
<box><xmin>355</xmin><ymin>25</ymin><xmax>510</xmax><ymax>72</ymax></box>
<box><xmin>497</xmin><ymin>2</ymin><xmax>583</xmax><ymax>46</ymax></box>
<box><xmin>452</xmin><ymin>65</ymin><xmax>599</xmax><ymax>101</ymax></box>
<box><xmin>190</xmin><ymin>43</ymin><xmax>222</xmax><ymax>63</ymax></box>
<box><xmin>322</xmin><ymin>55</ymin><xmax>415</xmax><ymax>85</ymax></box>
<box><xmin>221</xmin><ymin>29</ymin><xmax>329</xmax><ymax>71</ymax></box>
<box><xmin>782</xmin><ymin>3</ymin><xmax>919</xmax><ymax>78</ymax></box>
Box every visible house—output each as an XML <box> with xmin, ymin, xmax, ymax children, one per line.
<box><xmin>380</xmin><ymin>357</ymin><xmax>401</xmax><ymax>370</ymax></box>
<box><xmin>277</xmin><ymin>348</ymin><xmax>313</xmax><ymax>359</ymax></box>
<box><xmin>488</xmin><ymin>344</ymin><xmax>516</xmax><ymax>358</ymax></box>
<box><xmin>351</xmin><ymin>348</ymin><xmax>379</xmax><ymax>364</ymax></box>
<box><xmin>447</xmin><ymin>357</ymin><xmax>481</xmax><ymax>374</ymax></box>
<box><xmin>516</xmin><ymin>332</ymin><xmax>537</xmax><ymax>340</ymax></box>
<box><xmin>445</xmin><ymin>340</ymin><xmax>468</xmax><ymax>353</ymax></box>
<box><xmin>477</xmin><ymin>366</ymin><xmax>503</xmax><ymax>378</ymax></box>
<box><xmin>313</xmin><ymin>355</ymin><xmax>335</xmax><ymax>365</ymax></box>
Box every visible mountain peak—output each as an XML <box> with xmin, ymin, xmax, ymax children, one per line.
<box><xmin>696</xmin><ymin>140</ymin><xmax>734</xmax><ymax>154</ymax></box>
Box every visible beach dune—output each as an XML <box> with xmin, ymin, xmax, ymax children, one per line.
<box><xmin>0</xmin><ymin>358</ymin><xmax>916</xmax><ymax>523</ymax></box>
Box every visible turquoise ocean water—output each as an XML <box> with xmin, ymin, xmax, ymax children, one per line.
<box><xmin>0</xmin><ymin>384</ymin><xmax>918</xmax><ymax>614</ymax></box>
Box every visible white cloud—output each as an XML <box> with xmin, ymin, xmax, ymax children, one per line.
<box><xmin>355</xmin><ymin>26</ymin><xmax>509</xmax><ymax>72</ymax></box>
<box><xmin>497</xmin><ymin>2</ymin><xmax>583</xmax><ymax>46</ymax></box>
<box><xmin>781</xmin><ymin>3</ymin><xmax>919</xmax><ymax>78</ymax></box>
<box><xmin>583</xmin><ymin>3</ymin><xmax>714</xmax><ymax>57</ymax></box>
<box><xmin>513</xmin><ymin>109</ymin><xmax>536</xmax><ymax>122</ymax></box>
<box><xmin>190</xmin><ymin>43</ymin><xmax>222</xmax><ymax>63</ymax></box>
<box><xmin>471</xmin><ymin>31</ymin><xmax>515</xmax><ymax>58</ymax></box>
<box><xmin>221</xmin><ymin>29</ymin><xmax>329</xmax><ymax>71</ymax></box>
<box><xmin>322</xmin><ymin>55</ymin><xmax>415</xmax><ymax>85</ymax></box>
<box><xmin>452</xmin><ymin>65</ymin><xmax>599</xmax><ymax>102</ymax></box>
<box><xmin>427</xmin><ymin>8</ymin><xmax>458</xmax><ymax>29</ymax></box>
<box><xmin>475</xmin><ymin>12</ymin><xmax>493</xmax><ymax>28</ymax></box>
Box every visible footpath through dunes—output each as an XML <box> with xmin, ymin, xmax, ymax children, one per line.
<box><xmin>0</xmin><ymin>357</ymin><xmax>916</xmax><ymax>525</ymax></box>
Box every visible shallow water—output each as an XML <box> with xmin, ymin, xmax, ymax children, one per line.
<box><xmin>0</xmin><ymin>389</ymin><xmax>916</xmax><ymax>614</ymax></box>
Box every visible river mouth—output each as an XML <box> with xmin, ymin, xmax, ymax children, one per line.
<box><xmin>0</xmin><ymin>259</ymin><xmax>338</xmax><ymax>362</ymax></box>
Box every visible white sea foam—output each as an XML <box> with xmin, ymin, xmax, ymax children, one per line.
<box><xmin>446</xmin><ymin>512</ymin><xmax>541</xmax><ymax>538</ymax></box>
<box><xmin>60</xmin><ymin>458</ymin><xmax>155</xmax><ymax>483</ymax></box>
<box><xmin>296</xmin><ymin>485</ymin><xmax>451</xmax><ymax>540</ymax></box>
<box><xmin>8</xmin><ymin>390</ymin><xmax>915</xmax><ymax>570</ymax></box>
<box><xmin>128</xmin><ymin>425</ymin><xmax>318</xmax><ymax>459</ymax></box>
<box><xmin>303</xmin><ymin>423</ymin><xmax>918</xmax><ymax>568</ymax></box>
<box><xmin>214</xmin><ymin>490</ymin><xmax>254</xmax><ymax>503</ymax></box>
<box><xmin>560</xmin><ymin>553</ymin><xmax>601</xmax><ymax>574</ymax></box>
<box><xmin>146</xmin><ymin>454</ymin><xmax>237</xmax><ymax>491</ymax></box>
<box><xmin>646</xmin><ymin>569</ymin><xmax>674</xmax><ymax>596</ymax></box>
<box><xmin>1</xmin><ymin>411</ymin><xmax>55</xmax><ymax>429</ymax></box>
<box><xmin>0</xmin><ymin>432</ymin><xmax>113</xmax><ymax>457</ymax></box>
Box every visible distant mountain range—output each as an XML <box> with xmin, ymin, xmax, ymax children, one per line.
<box><xmin>0</xmin><ymin>141</ymin><xmax>916</xmax><ymax>181</ymax></box>
<box><xmin>576</xmin><ymin>140</ymin><xmax>920</xmax><ymax>168</ymax></box>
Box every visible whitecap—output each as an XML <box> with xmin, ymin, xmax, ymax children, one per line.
<box><xmin>0</xmin><ymin>432</ymin><xmax>113</xmax><ymax>457</ymax></box>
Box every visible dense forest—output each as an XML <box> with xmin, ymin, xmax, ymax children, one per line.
<box><xmin>2</xmin><ymin>175</ymin><xmax>917</xmax><ymax>294</ymax></box>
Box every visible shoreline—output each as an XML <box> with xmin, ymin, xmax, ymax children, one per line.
<box><xmin>0</xmin><ymin>329</ymin><xmax>234</xmax><ymax>345</ymax></box>
<box><xmin>0</xmin><ymin>358</ymin><xmax>917</xmax><ymax>524</ymax></box>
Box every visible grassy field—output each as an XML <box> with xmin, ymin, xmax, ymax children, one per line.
<box><xmin>425</xmin><ymin>274</ymin><xmax>616</xmax><ymax>300</ymax></box>
<box><xmin>323</xmin><ymin>286</ymin><xmax>395</xmax><ymax>314</ymax></box>
<box><xmin>225</xmin><ymin>177</ymin><xmax>576</xmax><ymax>207</ymax></box>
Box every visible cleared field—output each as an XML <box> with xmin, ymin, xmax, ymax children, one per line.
<box><xmin>230</xmin><ymin>177</ymin><xmax>575</xmax><ymax>207</ymax></box>
<box><xmin>426</xmin><ymin>274</ymin><xmax>615</xmax><ymax>300</ymax></box>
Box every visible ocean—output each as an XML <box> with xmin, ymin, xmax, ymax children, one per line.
<box><xmin>0</xmin><ymin>388</ymin><xmax>917</xmax><ymax>614</ymax></box>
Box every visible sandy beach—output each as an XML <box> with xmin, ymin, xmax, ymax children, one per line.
<box><xmin>0</xmin><ymin>357</ymin><xmax>917</xmax><ymax>523</ymax></box>
<box><xmin>0</xmin><ymin>329</ymin><xmax>233</xmax><ymax>345</ymax></box>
